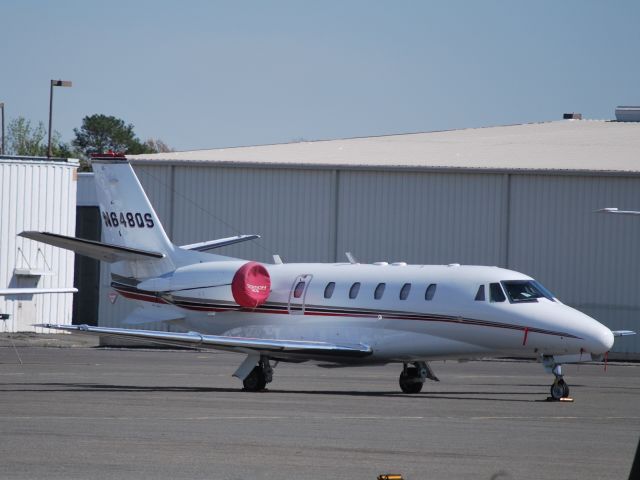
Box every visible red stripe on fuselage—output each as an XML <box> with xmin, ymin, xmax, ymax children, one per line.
<box><xmin>114</xmin><ymin>287</ymin><xmax>579</xmax><ymax>339</ymax></box>
<box><xmin>116</xmin><ymin>290</ymin><xmax>168</xmax><ymax>304</ymax></box>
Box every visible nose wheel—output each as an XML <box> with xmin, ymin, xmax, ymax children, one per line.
<box><xmin>550</xmin><ymin>378</ymin><xmax>570</xmax><ymax>400</ymax></box>
<box><xmin>549</xmin><ymin>364</ymin><xmax>570</xmax><ymax>400</ymax></box>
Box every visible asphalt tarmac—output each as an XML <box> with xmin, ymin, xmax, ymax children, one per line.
<box><xmin>0</xmin><ymin>341</ymin><xmax>638</xmax><ymax>480</ymax></box>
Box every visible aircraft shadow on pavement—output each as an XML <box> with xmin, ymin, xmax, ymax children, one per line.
<box><xmin>2</xmin><ymin>382</ymin><xmax>547</xmax><ymax>401</ymax></box>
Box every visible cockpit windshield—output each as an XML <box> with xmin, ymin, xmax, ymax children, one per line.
<box><xmin>501</xmin><ymin>280</ymin><xmax>555</xmax><ymax>303</ymax></box>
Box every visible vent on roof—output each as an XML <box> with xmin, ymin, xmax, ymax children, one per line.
<box><xmin>615</xmin><ymin>106</ymin><xmax>640</xmax><ymax>122</ymax></box>
<box><xmin>563</xmin><ymin>112</ymin><xmax>582</xmax><ymax>120</ymax></box>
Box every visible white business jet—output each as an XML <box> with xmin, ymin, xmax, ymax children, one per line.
<box><xmin>19</xmin><ymin>157</ymin><xmax>632</xmax><ymax>399</ymax></box>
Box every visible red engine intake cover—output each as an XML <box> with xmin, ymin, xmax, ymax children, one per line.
<box><xmin>231</xmin><ymin>261</ymin><xmax>271</xmax><ymax>308</ymax></box>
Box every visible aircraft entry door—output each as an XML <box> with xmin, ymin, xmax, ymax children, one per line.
<box><xmin>288</xmin><ymin>274</ymin><xmax>312</xmax><ymax>315</ymax></box>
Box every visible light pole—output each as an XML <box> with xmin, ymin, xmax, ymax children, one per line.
<box><xmin>47</xmin><ymin>79</ymin><xmax>72</xmax><ymax>158</ymax></box>
<box><xmin>0</xmin><ymin>102</ymin><xmax>4</xmax><ymax>155</ymax></box>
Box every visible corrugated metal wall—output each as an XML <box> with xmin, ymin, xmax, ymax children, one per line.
<box><xmin>94</xmin><ymin>163</ymin><xmax>639</xmax><ymax>354</ymax></box>
<box><xmin>336</xmin><ymin>171</ymin><xmax>507</xmax><ymax>265</ymax></box>
<box><xmin>508</xmin><ymin>174</ymin><xmax>640</xmax><ymax>354</ymax></box>
<box><xmin>0</xmin><ymin>159</ymin><xmax>77</xmax><ymax>332</ymax></box>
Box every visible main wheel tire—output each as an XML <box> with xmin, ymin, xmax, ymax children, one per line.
<box><xmin>399</xmin><ymin>368</ymin><xmax>424</xmax><ymax>394</ymax></box>
<box><xmin>243</xmin><ymin>367</ymin><xmax>267</xmax><ymax>391</ymax></box>
<box><xmin>561</xmin><ymin>380</ymin><xmax>570</xmax><ymax>398</ymax></box>
<box><xmin>550</xmin><ymin>378</ymin><xmax>569</xmax><ymax>400</ymax></box>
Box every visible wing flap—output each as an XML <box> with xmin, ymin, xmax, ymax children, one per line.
<box><xmin>20</xmin><ymin>232</ymin><xmax>164</xmax><ymax>263</ymax></box>
<box><xmin>35</xmin><ymin>323</ymin><xmax>373</xmax><ymax>358</ymax></box>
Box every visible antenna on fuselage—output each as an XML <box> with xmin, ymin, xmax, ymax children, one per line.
<box><xmin>345</xmin><ymin>252</ymin><xmax>358</xmax><ymax>264</ymax></box>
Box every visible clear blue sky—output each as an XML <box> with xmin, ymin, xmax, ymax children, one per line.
<box><xmin>1</xmin><ymin>0</ymin><xmax>639</xmax><ymax>151</ymax></box>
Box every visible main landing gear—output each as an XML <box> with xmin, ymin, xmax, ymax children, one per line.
<box><xmin>549</xmin><ymin>364</ymin><xmax>570</xmax><ymax>400</ymax></box>
<box><xmin>242</xmin><ymin>357</ymin><xmax>273</xmax><ymax>392</ymax></box>
<box><xmin>399</xmin><ymin>361</ymin><xmax>439</xmax><ymax>394</ymax></box>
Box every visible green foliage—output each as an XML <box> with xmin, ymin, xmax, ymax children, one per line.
<box><xmin>72</xmin><ymin>114</ymin><xmax>155</xmax><ymax>157</ymax></box>
<box><xmin>5</xmin><ymin>117</ymin><xmax>73</xmax><ymax>158</ymax></box>
<box><xmin>4</xmin><ymin>114</ymin><xmax>170</xmax><ymax>172</ymax></box>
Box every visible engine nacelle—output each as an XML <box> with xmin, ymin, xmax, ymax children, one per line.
<box><xmin>136</xmin><ymin>260</ymin><xmax>271</xmax><ymax>308</ymax></box>
<box><xmin>231</xmin><ymin>261</ymin><xmax>271</xmax><ymax>308</ymax></box>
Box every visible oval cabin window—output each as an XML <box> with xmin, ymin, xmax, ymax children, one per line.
<box><xmin>324</xmin><ymin>282</ymin><xmax>335</xmax><ymax>299</ymax></box>
<box><xmin>400</xmin><ymin>283</ymin><xmax>411</xmax><ymax>300</ymax></box>
<box><xmin>293</xmin><ymin>281</ymin><xmax>305</xmax><ymax>298</ymax></box>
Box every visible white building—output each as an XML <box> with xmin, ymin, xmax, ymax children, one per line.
<box><xmin>82</xmin><ymin>119</ymin><xmax>640</xmax><ymax>356</ymax></box>
<box><xmin>0</xmin><ymin>156</ymin><xmax>78</xmax><ymax>332</ymax></box>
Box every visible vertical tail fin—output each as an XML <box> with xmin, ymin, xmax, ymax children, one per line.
<box><xmin>92</xmin><ymin>158</ymin><xmax>178</xmax><ymax>277</ymax></box>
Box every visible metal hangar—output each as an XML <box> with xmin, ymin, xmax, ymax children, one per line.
<box><xmin>88</xmin><ymin>119</ymin><xmax>640</xmax><ymax>356</ymax></box>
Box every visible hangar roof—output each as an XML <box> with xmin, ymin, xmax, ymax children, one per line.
<box><xmin>128</xmin><ymin>120</ymin><xmax>640</xmax><ymax>174</ymax></box>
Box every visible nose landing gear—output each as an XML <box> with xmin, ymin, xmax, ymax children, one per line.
<box><xmin>549</xmin><ymin>364</ymin><xmax>570</xmax><ymax>400</ymax></box>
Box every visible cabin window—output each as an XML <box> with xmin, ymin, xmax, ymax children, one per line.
<box><xmin>490</xmin><ymin>282</ymin><xmax>506</xmax><ymax>302</ymax></box>
<box><xmin>324</xmin><ymin>282</ymin><xmax>335</xmax><ymax>299</ymax></box>
<box><xmin>374</xmin><ymin>283</ymin><xmax>386</xmax><ymax>300</ymax></box>
<box><xmin>293</xmin><ymin>281</ymin><xmax>306</xmax><ymax>298</ymax></box>
<box><xmin>349</xmin><ymin>282</ymin><xmax>361</xmax><ymax>299</ymax></box>
<box><xmin>425</xmin><ymin>283</ymin><xmax>437</xmax><ymax>300</ymax></box>
<box><xmin>475</xmin><ymin>285</ymin><xmax>485</xmax><ymax>301</ymax></box>
<box><xmin>399</xmin><ymin>283</ymin><xmax>411</xmax><ymax>300</ymax></box>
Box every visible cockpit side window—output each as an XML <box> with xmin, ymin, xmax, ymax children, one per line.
<box><xmin>490</xmin><ymin>282</ymin><xmax>506</xmax><ymax>302</ymax></box>
<box><xmin>501</xmin><ymin>280</ymin><xmax>555</xmax><ymax>303</ymax></box>
<box><xmin>474</xmin><ymin>285</ymin><xmax>485</xmax><ymax>301</ymax></box>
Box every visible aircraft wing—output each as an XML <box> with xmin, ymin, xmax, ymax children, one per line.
<box><xmin>0</xmin><ymin>287</ymin><xmax>77</xmax><ymax>295</ymax></box>
<box><xmin>20</xmin><ymin>232</ymin><xmax>164</xmax><ymax>263</ymax></box>
<box><xmin>121</xmin><ymin>307</ymin><xmax>186</xmax><ymax>326</ymax></box>
<box><xmin>596</xmin><ymin>208</ymin><xmax>640</xmax><ymax>216</ymax></box>
<box><xmin>612</xmin><ymin>330</ymin><xmax>636</xmax><ymax>337</ymax></box>
<box><xmin>35</xmin><ymin>323</ymin><xmax>373</xmax><ymax>358</ymax></box>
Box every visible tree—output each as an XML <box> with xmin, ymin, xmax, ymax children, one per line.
<box><xmin>5</xmin><ymin>117</ymin><xmax>72</xmax><ymax>157</ymax></box>
<box><xmin>143</xmin><ymin>138</ymin><xmax>173</xmax><ymax>153</ymax></box>
<box><xmin>72</xmin><ymin>114</ymin><xmax>154</xmax><ymax>157</ymax></box>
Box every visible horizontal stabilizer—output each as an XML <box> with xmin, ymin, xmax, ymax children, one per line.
<box><xmin>181</xmin><ymin>235</ymin><xmax>260</xmax><ymax>252</ymax></box>
<box><xmin>612</xmin><ymin>330</ymin><xmax>636</xmax><ymax>337</ymax></box>
<box><xmin>35</xmin><ymin>323</ymin><xmax>373</xmax><ymax>358</ymax></box>
<box><xmin>20</xmin><ymin>232</ymin><xmax>165</xmax><ymax>263</ymax></box>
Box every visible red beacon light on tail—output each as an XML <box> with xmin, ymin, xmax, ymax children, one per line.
<box><xmin>90</xmin><ymin>150</ymin><xmax>127</xmax><ymax>159</ymax></box>
<box><xmin>231</xmin><ymin>261</ymin><xmax>271</xmax><ymax>308</ymax></box>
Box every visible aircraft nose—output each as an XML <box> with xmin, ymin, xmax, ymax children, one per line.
<box><xmin>586</xmin><ymin>321</ymin><xmax>614</xmax><ymax>354</ymax></box>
